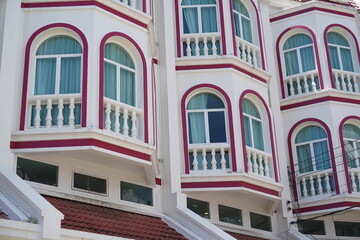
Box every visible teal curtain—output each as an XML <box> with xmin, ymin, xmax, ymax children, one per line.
<box><xmin>300</xmin><ymin>46</ymin><xmax>315</xmax><ymax>72</ymax></box>
<box><xmin>35</xmin><ymin>58</ymin><xmax>56</xmax><ymax>95</ymax></box>
<box><xmin>183</xmin><ymin>8</ymin><xmax>199</xmax><ymax>33</ymax></box>
<box><xmin>233</xmin><ymin>0</ymin><xmax>249</xmax><ymax>16</ymax></box>
<box><xmin>242</xmin><ymin>99</ymin><xmax>260</xmax><ymax>118</ymax></box>
<box><xmin>328</xmin><ymin>46</ymin><xmax>340</xmax><ymax>70</ymax></box>
<box><xmin>60</xmin><ymin>57</ymin><xmax>81</xmax><ymax>94</ymax></box>
<box><xmin>182</xmin><ymin>0</ymin><xmax>216</xmax><ymax>5</ymax></box>
<box><xmin>36</xmin><ymin>36</ymin><xmax>82</xmax><ymax>55</ymax></box>
<box><xmin>314</xmin><ymin>141</ymin><xmax>331</xmax><ymax>170</ymax></box>
<box><xmin>283</xmin><ymin>34</ymin><xmax>312</xmax><ymax>50</ymax></box>
<box><xmin>297</xmin><ymin>144</ymin><xmax>313</xmax><ymax>173</ymax></box>
<box><xmin>284</xmin><ymin>50</ymin><xmax>299</xmax><ymax>76</ymax></box>
<box><xmin>201</xmin><ymin>7</ymin><xmax>217</xmax><ymax>32</ymax></box>
<box><xmin>343</xmin><ymin>124</ymin><xmax>360</xmax><ymax>168</ymax></box>
<box><xmin>295</xmin><ymin>126</ymin><xmax>327</xmax><ymax>143</ymax></box>
<box><xmin>327</xmin><ymin>32</ymin><xmax>350</xmax><ymax>47</ymax></box>
<box><xmin>340</xmin><ymin>48</ymin><xmax>354</xmax><ymax>72</ymax></box>
<box><xmin>327</xmin><ymin>32</ymin><xmax>353</xmax><ymax>72</ymax></box>
<box><xmin>243</xmin><ymin>99</ymin><xmax>264</xmax><ymax>151</ymax></box>
<box><xmin>188</xmin><ymin>112</ymin><xmax>206</xmax><ymax>143</ymax></box>
<box><xmin>232</xmin><ymin>0</ymin><xmax>252</xmax><ymax>43</ymax></box>
<box><xmin>104</xmin><ymin>43</ymin><xmax>135</xmax><ymax>106</ymax></box>
<box><xmin>233</xmin><ymin>12</ymin><xmax>241</xmax><ymax>37</ymax></box>
<box><xmin>244</xmin><ymin>115</ymin><xmax>252</xmax><ymax>147</ymax></box>
<box><xmin>253</xmin><ymin>119</ymin><xmax>264</xmax><ymax>151</ymax></box>
<box><xmin>242</xmin><ymin>18</ymin><xmax>252</xmax><ymax>43</ymax></box>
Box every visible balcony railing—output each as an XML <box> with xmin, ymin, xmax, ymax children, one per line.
<box><xmin>103</xmin><ymin>97</ymin><xmax>142</xmax><ymax>139</ymax></box>
<box><xmin>28</xmin><ymin>94</ymin><xmax>81</xmax><ymax>129</ymax></box>
<box><xmin>284</xmin><ymin>70</ymin><xmax>319</xmax><ymax>98</ymax></box>
<box><xmin>181</xmin><ymin>33</ymin><xmax>221</xmax><ymax>57</ymax></box>
<box><xmin>246</xmin><ymin>147</ymin><xmax>274</xmax><ymax>179</ymax></box>
<box><xmin>118</xmin><ymin>0</ymin><xmax>143</xmax><ymax>12</ymax></box>
<box><xmin>188</xmin><ymin>143</ymin><xmax>230</xmax><ymax>172</ymax></box>
<box><xmin>296</xmin><ymin>169</ymin><xmax>334</xmax><ymax>199</ymax></box>
<box><xmin>349</xmin><ymin>168</ymin><xmax>360</xmax><ymax>193</ymax></box>
<box><xmin>235</xmin><ymin>37</ymin><xmax>260</xmax><ymax>69</ymax></box>
<box><xmin>333</xmin><ymin>69</ymin><xmax>360</xmax><ymax>93</ymax></box>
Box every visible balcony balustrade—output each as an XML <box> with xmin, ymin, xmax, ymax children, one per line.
<box><xmin>349</xmin><ymin>168</ymin><xmax>360</xmax><ymax>193</ymax></box>
<box><xmin>188</xmin><ymin>143</ymin><xmax>230</xmax><ymax>172</ymax></box>
<box><xmin>181</xmin><ymin>33</ymin><xmax>221</xmax><ymax>57</ymax></box>
<box><xmin>296</xmin><ymin>169</ymin><xmax>334</xmax><ymax>199</ymax></box>
<box><xmin>118</xmin><ymin>0</ymin><xmax>142</xmax><ymax>11</ymax></box>
<box><xmin>246</xmin><ymin>147</ymin><xmax>274</xmax><ymax>179</ymax></box>
<box><xmin>284</xmin><ymin>70</ymin><xmax>319</xmax><ymax>98</ymax></box>
<box><xmin>333</xmin><ymin>69</ymin><xmax>360</xmax><ymax>93</ymax></box>
<box><xmin>235</xmin><ymin>37</ymin><xmax>260</xmax><ymax>69</ymax></box>
<box><xmin>103</xmin><ymin>97</ymin><xmax>142</xmax><ymax>140</ymax></box>
<box><xmin>28</xmin><ymin>94</ymin><xmax>81</xmax><ymax>129</ymax></box>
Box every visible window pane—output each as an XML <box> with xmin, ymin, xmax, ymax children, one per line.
<box><xmin>250</xmin><ymin>212</ymin><xmax>272</xmax><ymax>232</ymax></box>
<box><xmin>242</xmin><ymin>17</ymin><xmax>252</xmax><ymax>43</ymax></box>
<box><xmin>35</xmin><ymin>58</ymin><xmax>56</xmax><ymax>95</ymax></box>
<box><xmin>233</xmin><ymin>13</ymin><xmax>241</xmax><ymax>37</ymax></box>
<box><xmin>104</xmin><ymin>61</ymin><xmax>117</xmax><ymax>100</ymax></box>
<box><xmin>300</xmin><ymin>46</ymin><xmax>315</xmax><ymax>72</ymax></box>
<box><xmin>313</xmin><ymin>141</ymin><xmax>331</xmax><ymax>171</ymax></box>
<box><xmin>252</xmin><ymin>119</ymin><xmax>264</xmax><ymax>151</ymax></box>
<box><xmin>120</xmin><ymin>68</ymin><xmax>135</xmax><ymax>106</ymax></box>
<box><xmin>17</xmin><ymin>158</ymin><xmax>58</xmax><ymax>186</ymax></box>
<box><xmin>329</xmin><ymin>45</ymin><xmax>340</xmax><ymax>70</ymax></box>
<box><xmin>218</xmin><ymin>205</ymin><xmax>242</xmax><ymax>226</ymax></box>
<box><xmin>299</xmin><ymin>220</ymin><xmax>326</xmax><ymax>235</ymax></box>
<box><xmin>283</xmin><ymin>34</ymin><xmax>312</xmax><ymax>50</ymax></box>
<box><xmin>187</xmin><ymin>93</ymin><xmax>224</xmax><ymax>110</ymax></box>
<box><xmin>183</xmin><ymin>8</ymin><xmax>199</xmax><ymax>34</ymax></box>
<box><xmin>335</xmin><ymin>221</ymin><xmax>360</xmax><ymax>237</ymax></box>
<box><xmin>327</xmin><ymin>32</ymin><xmax>350</xmax><ymax>47</ymax></box>
<box><xmin>60</xmin><ymin>57</ymin><xmax>81</xmax><ymax>94</ymax></box>
<box><xmin>244</xmin><ymin>115</ymin><xmax>252</xmax><ymax>147</ymax></box>
<box><xmin>297</xmin><ymin>144</ymin><xmax>313</xmax><ymax>173</ymax></box>
<box><xmin>187</xmin><ymin>198</ymin><xmax>210</xmax><ymax>219</ymax></box>
<box><xmin>295</xmin><ymin>126</ymin><xmax>327</xmax><ymax>143</ymax></box>
<box><xmin>201</xmin><ymin>7</ymin><xmax>217</xmax><ymax>33</ymax></box>
<box><xmin>284</xmin><ymin>50</ymin><xmax>299</xmax><ymax>76</ymax></box>
<box><xmin>121</xmin><ymin>181</ymin><xmax>153</xmax><ymax>206</ymax></box>
<box><xmin>208</xmin><ymin>111</ymin><xmax>226</xmax><ymax>143</ymax></box>
<box><xmin>36</xmin><ymin>36</ymin><xmax>82</xmax><ymax>55</ymax></box>
<box><xmin>340</xmin><ymin>48</ymin><xmax>354</xmax><ymax>72</ymax></box>
<box><xmin>233</xmin><ymin>0</ymin><xmax>249</xmax><ymax>17</ymax></box>
<box><xmin>242</xmin><ymin>99</ymin><xmax>260</xmax><ymax>118</ymax></box>
<box><xmin>104</xmin><ymin>43</ymin><xmax>134</xmax><ymax>69</ymax></box>
<box><xmin>188</xmin><ymin>112</ymin><xmax>206</xmax><ymax>143</ymax></box>
<box><xmin>73</xmin><ymin>172</ymin><xmax>107</xmax><ymax>195</ymax></box>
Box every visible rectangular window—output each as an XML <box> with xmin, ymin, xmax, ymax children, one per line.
<box><xmin>187</xmin><ymin>198</ymin><xmax>210</xmax><ymax>219</ymax></box>
<box><xmin>218</xmin><ymin>205</ymin><xmax>242</xmax><ymax>226</ymax></box>
<box><xmin>17</xmin><ymin>158</ymin><xmax>58</xmax><ymax>186</ymax></box>
<box><xmin>250</xmin><ymin>212</ymin><xmax>272</xmax><ymax>232</ymax></box>
<box><xmin>121</xmin><ymin>181</ymin><xmax>153</xmax><ymax>206</ymax></box>
<box><xmin>299</xmin><ymin>220</ymin><xmax>326</xmax><ymax>235</ymax></box>
<box><xmin>335</xmin><ymin>221</ymin><xmax>360</xmax><ymax>237</ymax></box>
<box><xmin>73</xmin><ymin>172</ymin><xmax>107</xmax><ymax>195</ymax></box>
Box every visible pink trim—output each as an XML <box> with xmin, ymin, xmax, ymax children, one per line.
<box><xmin>174</xmin><ymin>0</ymin><xmax>181</xmax><ymax>58</ymax></box>
<box><xmin>181</xmin><ymin>84</ymin><xmax>237</xmax><ymax>174</ymax></box>
<box><xmin>21</xmin><ymin>1</ymin><xmax>148</xmax><ymax>29</ymax></box>
<box><xmin>10</xmin><ymin>139</ymin><xmax>151</xmax><ymax>161</ymax></box>
<box><xmin>287</xmin><ymin>118</ymin><xmax>340</xmax><ymax>201</ymax></box>
<box><xmin>181</xmin><ymin>181</ymin><xmax>279</xmax><ymax>196</ymax></box>
<box><xmin>323</xmin><ymin>24</ymin><xmax>360</xmax><ymax>89</ymax></box>
<box><xmin>152</xmin><ymin>58</ymin><xmax>158</xmax><ymax>64</ymax></box>
<box><xmin>229</xmin><ymin>0</ymin><xmax>265</xmax><ymax>70</ymax></box>
<box><xmin>270</xmin><ymin>7</ymin><xmax>354</xmax><ymax>23</ymax></box>
<box><xmin>293</xmin><ymin>201</ymin><xmax>360</xmax><ymax>214</ymax></box>
<box><xmin>339</xmin><ymin>116</ymin><xmax>360</xmax><ymax>194</ymax></box>
<box><xmin>276</xmin><ymin>26</ymin><xmax>324</xmax><ymax>99</ymax></box>
<box><xmin>218</xmin><ymin>0</ymin><xmax>226</xmax><ymax>55</ymax></box>
<box><xmin>239</xmin><ymin>90</ymin><xmax>279</xmax><ymax>182</ymax></box>
<box><xmin>20</xmin><ymin>23</ymin><xmax>88</xmax><ymax>130</ymax></box>
<box><xmin>155</xmin><ymin>178</ymin><xmax>161</xmax><ymax>185</ymax></box>
<box><xmin>142</xmin><ymin>0</ymin><xmax>146</xmax><ymax>13</ymax></box>
<box><xmin>176</xmin><ymin>64</ymin><xmax>267</xmax><ymax>83</ymax></box>
<box><xmin>280</xmin><ymin>96</ymin><xmax>360</xmax><ymax>111</ymax></box>
<box><xmin>99</xmin><ymin>32</ymin><xmax>149</xmax><ymax>143</ymax></box>
<box><xmin>151</xmin><ymin>61</ymin><xmax>157</xmax><ymax>146</ymax></box>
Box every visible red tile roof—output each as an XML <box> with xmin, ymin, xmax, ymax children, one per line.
<box><xmin>44</xmin><ymin>195</ymin><xmax>187</xmax><ymax>240</ymax></box>
<box><xmin>0</xmin><ymin>210</ymin><xmax>9</xmax><ymax>220</ymax></box>
<box><xmin>226</xmin><ymin>231</ymin><xmax>267</xmax><ymax>240</ymax></box>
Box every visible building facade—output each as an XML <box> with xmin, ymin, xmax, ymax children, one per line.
<box><xmin>0</xmin><ymin>0</ymin><xmax>359</xmax><ymax>239</ymax></box>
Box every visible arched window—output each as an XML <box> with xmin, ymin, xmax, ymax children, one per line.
<box><xmin>342</xmin><ymin>123</ymin><xmax>360</xmax><ymax>168</ymax></box>
<box><xmin>31</xmin><ymin>35</ymin><xmax>82</xmax><ymax>127</ymax></box>
<box><xmin>242</xmin><ymin>98</ymin><xmax>263</xmax><ymax>151</ymax></box>
<box><xmin>186</xmin><ymin>92</ymin><xmax>230</xmax><ymax>171</ymax></box>
<box><xmin>327</xmin><ymin>32</ymin><xmax>354</xmax><ymax>72</ymax></box>
<box><xmin>104</xmin><ymin>43</ymin><xmax>135</xmax><ymax>106</ymax></box>
<box><xmin>232</xmin><ymin>0</ymin><xmax>252</xmax><ymax>43</ymax></box>
<box><xmin>295</xmin><ymin>126</ymin><xmax>331</xmax><ymax>174</ymax></box>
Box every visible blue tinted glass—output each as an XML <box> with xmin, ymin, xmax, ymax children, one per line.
<box><xmin>208</xmin><ymin>111</ymin><xmax>226</xmax><ymax>143</ymax></box>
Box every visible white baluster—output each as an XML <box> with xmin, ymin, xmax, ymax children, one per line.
<box><xmin>203</xmin><ymin>36</ymin><xmax>208</xmax><ymax>56</ymax></box>
<box><xmin>241</xmin><ymin>42</ymin><xmax>246</xmax><ymax>61</ymax></box>
<box><xmin>296</xmin><ymin>77</ymin><xmax>302</xmax><ymax>94</ymax></box>
<box><xmin>347</xmin><ymin>74</ymin><xmax>353</xmax><ymax>92</ymax></box>
<box><xmin>105</xmin><ymin>102</ymin><xmax>111</xmax><ymax>131</ymax></box>
<box><xmin>252</xmin><ymin>152</ymin><xmax>258</xmax><ymax>174</ymax></box>
<box><xmin>123</xmin><ymin>108</ymin><xmax>129</xmax><ymax>136</ymax></box>
<box><xmin>34</xmin><ymin>99</ymin><xmax>41</xmax><ymax>128</ymax></box>
<box><xmin>202</xmin><ymin>149</ymin><xmax>207</xmax><ymax>170</ymax></box>
<box><xmin>186</xmin><ymin>37</ymin><xmax>191</xmax><ymax>57</ymax></box>
<box><xmin>310</xmin><ymin>175</ymin><xmax>315</xmax><ymax>196</ymax></box>
<box><xmin>354</xmin><ymin>76</ymin><xmax>359</xmax><ymax>93</ymax></box>
<box><xmin>289</xmin><ymin>79</ymin><xmax>295</xmax><ymax>96</ymax></box>
<box><xmin>193</xmin><ymin>149</ymin><xmax>198</xmax><ymax>171</ymax></box>
<box><xmin>264</xmin><ymin>156</ymin><xmax>270</xmax><ymax>177</ymax></box>
<box><xmin>252</xmin><ymin>47</ymin><xmax>258</xmax><ymax>68</ymax></box>
<box><xmin>57</xmin><ymin>98</ymin><xmax>64</xmax><ymax>127</ymax></box>
<box><xmin>130</xmin><ymin>0</ymin><xmax>136</xmax><ymax>8</ymax></box>
<box><xmin>211</xmin><ymin>148</ymin><xmax>216</xmax><ymax>170</ymax></box>
<box><xmin>311</xmin><ymin>74</ymin><xmax>317</xmax><ymax>92</ymax></box>
<box><xmin>220</xmin><ymin>148</ymin><xmax>226</xmax><ymax>170</ymax></box>
<box><xmin>304</xmin><ymin>76</ymin><xmax>309</xmax><ymax>93</ymax></box>
<box><xmin>351</xmin><ymin>171</ymin><xmax>357</xmax><ymax>192</ymax></box>
<box><xmin>236</xmin><ymin>40</ymin><xmax>240</xmax><ymax>57</ymax></box>
<box><xmin>341</xmin><ymin>73</ymin><xmax>346</xmax><ymax>91</ymax></box>
<box><xmin>325</xmin><ymin>173</ymin><xmax>331</xmax><ymax>193</ymax></box>
<box><xmin>212</xmin><ymin>36</ymin><xmax>217</xmax><ymax>55</ymax></box>
<box><xmin>195</xmin><ymin>37</ymin><xmax>200</xmax><ymax>56</ymax></box>
<box><xmin>69</xmin><ymin>98</ymin><xmax>75</xmax><ymax>127</ymax></box>
<box><xmin>131</xmin><ymin>111</ymin><xmax>138</xmax><ymax>138</ymax></box>
<box><xmin>335</xmin><ymin>72</ymin><xmax>341</xmax><ymax>90</ymax></box>
<box><xmin>46</xmin><ymin>98</ymin><xmax>52</xmax><ymax>128</ymax></box>
<box><xmin>114</xmin><ymin>105</ymin><xmax>120</xmax><ymax>133</ymax></box>
<box><xmin>258</xmin><ymin>154</ymin><xmax>264</xmax><ymax>176</ymax></box>
<box><xmin>317</xmin><ymin>174</ymin><xmax>323</xmax><ymax>195</ymax></box>
<box><xmin>247</xmin><ymin>150</ymin><xmax>253</xmax><ymax>173</ymax></box>
<box><xmin>302</xmin><ymin>177</ymin><xmax>308</xmax><ymax>197</ymax></box>
<box><xmin>247</xmin><ymin>46</ymin><xmax>252</xmax><ymax>65</ymax></box>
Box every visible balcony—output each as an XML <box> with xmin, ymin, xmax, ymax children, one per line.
<box><xmin>235</xmin><ymin>37</ymin><xmax>260</xmax><ymax>69</ymax></box>
<box><xmin>332</xmin><ymin>69</ymin><xmax>360</xmax><ymax>93</ymax></box>
<box><xmin>296</xmin><ymin>169</ymin><xmax>335</xmax><ymax>199</ymax></box>
<box><xmin>349</xmin><ymin>168</ymin><xmax>360</xmax><ymax>193</ymax></box>
<box><xmin>284</xmin><ymin>70</ymin><xmax>320</xmax><ymax>98</ymax></box>
<box><xmin>246</xmin><ymin>147</ymin><xmax>275</xmax><ymax>180</ymax></box>
<box><xmin>181</xmin><ymin>33</ymin><xmax>221</xmax><ymax>58</ymax></box>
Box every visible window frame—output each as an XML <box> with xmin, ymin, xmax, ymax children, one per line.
<box><xmin>242</xmin><ymin>98</ymin><xmax>264</xmax><ymax>151</ymax></box>
<box><xmin>71</xmin><ymin>170</ymin><xmax>108</xmax><ymax>196</ymax></box>
<box><xmin>232</xmin><ymin>0</ymin><xmax>252</xmax><ymax>43</ymax></box>
<box><xmin>327</xmin><ymin>31</ymin><xmax>354</xmax><ymax>72</ymax></box>
<box><xmin>120</xmin><ymin>181</ymin><xmax>153</xmax><ymax>206</ymax></box>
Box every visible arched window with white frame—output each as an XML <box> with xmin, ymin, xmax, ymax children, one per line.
<box><xmin>186</xmin><ymin>92</ymin><xmax>230</xmax><ymax>172</ymax></box>
<box><xmin>327</xmin><ymin>32</ymin><xmax>354</xmax><ymax>72</ymax></box>
<box><xmin>242</xmin><ymin>98</ymin><xmax>263</xmax><ymax>151</ymax></box>
<box><xmin>293</xmin><ymin>125</ymin><xmax>334</xmax><ymax>198</ymax></box>
<box><xmin>232</xmin><ymin>0</ymin><xmax>252</xmax><ymax>43</ymax></box>
<box><xmin>282</xmin><ymin>33</ymin><xmax>319</xmax><ymax>97</ymax></box>
<box><xmin>180</xmin><ymin>0</ymin><xmax>221</xmax><ymax>57</ymax></box>
<box><xmin>31</xmin><ymin>35</ymin><xmax>82</xmax><ymax>128</ymax></box>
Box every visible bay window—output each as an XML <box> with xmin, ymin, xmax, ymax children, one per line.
<box><xmin>343</xmin><ymin>123</ymin><xmax>360</xmax><ymax>192</ymax></box>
